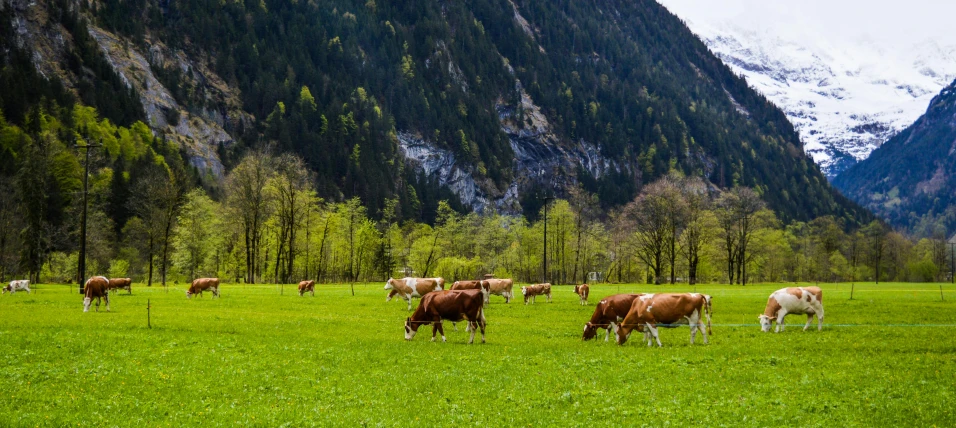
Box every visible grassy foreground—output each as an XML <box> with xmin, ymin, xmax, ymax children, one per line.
<box><xmin>1</xmin><ymin>282</ymin><xmax>954</xmax><ymax>426</ymax></box>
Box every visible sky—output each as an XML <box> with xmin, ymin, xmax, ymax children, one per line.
<box><xmin>655</xmin><ymin>0</ymin><xmax>956</xmax><ymax>48</ymax></box>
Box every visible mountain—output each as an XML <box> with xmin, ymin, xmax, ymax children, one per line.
<box><xmin>833</xmin><ymin>79</ymin><xmax>956</xmax><ymax>232</ymax></box>
<box><xmin>657</xmin><ymin>1</ymin><xmax>956</xmax><ymax>178</ymax></box>
<box><xmin>1</xmin><ymin>0</ymin><xmax>868</xmax><ymax>224</ymax></box>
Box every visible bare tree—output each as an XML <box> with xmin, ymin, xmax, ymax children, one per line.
<box><xmin>716</xmin><ymin>187</ymin><xmax>765</xmax><ymax>286</ymax></box>
<box><xmin>677</xmin><ymin>177</ymin><xmax>712</xmax><ymax>285</ymax></box>
<box><xmin>225</xmin><ymin>152</ymin><xmax>274</xmax><ymax>284</ymax></box>
<box><xmin>627</xmin><ymin>179</ymin><xmax>681</xmax><ymax>285</ymax></box>
<box><xmin>129</xmin><ymin>164</ymin><xmax>183</xmax><ymax>288</ymax></box>
<box><xmin>269</xmin><ymin>154</ymin><xmax>311</xmax><ymax>284</ymax></box>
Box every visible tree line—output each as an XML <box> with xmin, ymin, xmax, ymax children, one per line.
<box><xmin>2</xmin><ymin>120</ymin><xmax>949</xmax><ymax>285</ymax></box>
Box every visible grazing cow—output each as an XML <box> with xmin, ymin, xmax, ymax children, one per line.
<box><xmin>614</xmin><ymin>293</ymin><xmax>712</xmax><ymax>346</ymax></box>
<box><xmin>451</xmin><ymin>280</ymin><xmax>491</xmax><ymax>304</ymax></box>
<box><xmin>2</xmin><ymin>280</ymin><xmax>30</xmax><ymax>294</ymax></box>
<box><xmin>384</xmin><ymin>277</ymin><xmax>445</xmax><ymax>310</ymax></box>
<box><xmin>759</xmin><ymin>286</ymin><xmax>824</xmax><ymax>333</ymax></box>
<box><xmin>404</xmin><ymin>289</ymin><xmax>486</xmax><ymax>343</ymax></box>
<box><xmin>583</xmin><ymin>293</ymin><xmax>644</xmax><ymax>341</ymax></box>
<box><xmin>108</xmin><ymin>278</ymin><xmax>132</xmax><ymax>294</ymax></box>
<box><xmin>483</xmin><ymin>278</ymin><xmax>514</xmax><ymax>303</ymax></box>
<box><xmin>573</xmin><ymin>284</ymin><xmax>590</xmax><ymax>305</ymax></box>
<box><xmin>521</xmin><ymin>283</ymin><xmax>552</xmax><ymax>305</ymax></box>
<box><xmin>83</xmin><ymin>276</ymin><xmax>110</xmax><ymax>312</ymax></box>
<box><xmin>298</xmin><ymin>280</ymin><xmax>315</xmax><ymax>297</ymax></box>
<box><xmin>186</xmin><ymin>278</ymin><xmax>220</xmax><ymax>299</ymax></box>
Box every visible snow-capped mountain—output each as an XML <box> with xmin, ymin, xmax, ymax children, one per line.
<box><xmin>658</xmin><ymin>1</ymin><xmax>956</xmax><ymax>177</ymax></box>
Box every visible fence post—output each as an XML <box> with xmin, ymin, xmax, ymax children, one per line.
<box><xmin>147</xmin><ymin>299</ymin><xmax>151</xmax><ymax>329</ymax></box>
<box><xmin>941</xmin><ymin>284</ymin><xmax>945</xmax><ymax>302</ymax></box>
<box><xmin>850</xmin><ymin>283</ymin><xmax>854</xmax><ymax>300</ymax></box>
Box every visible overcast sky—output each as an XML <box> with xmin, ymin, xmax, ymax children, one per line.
<box><xmin>656</xmin><ymin>0</ymin><xmax>956</xmax><ymax>48</ymax></box>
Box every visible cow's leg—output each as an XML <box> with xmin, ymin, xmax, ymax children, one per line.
<box><xmin>690</xmin><ymin>318</ymin><xmax>697</xmax><ymax>344</ymax></box>
<box><xmin>477</xmin><ymin>308</ymin><xmax>486</xmax><ymax>343</ymax></box>
<box><xmin>804</xmin><ymin>313</ymin><xmax>813</xmax><ymax>331</ymax></box>
<box><xmin>405</xmin><ymin>296</ymin><xmax>412</xmax><ymax>311</ymax></box>
<box><xmin>105</xmin><ymin>293</ymin><xmax>110</xmax><ymax>312</ymax></box>
<box><xmin>548</xmin><ymin>292</ymin><xmax>552</xmax><ymax>303</ymax></box>
<box><xmin>435</xmin><ymin>319</ymin><xmax>446</xmax><ymax>343</ymax></box>
<box><xmin>776</xmin><ymin>311</ymin><xmax>787</xmax><ymax>333</ymax></box>
<box><xmin>604</xmin><ymin>325</ymin><xmax>612</xmax><ymax>342</ymax></box>
<box><xmin>649</xmin><ymin>323</ymin><xmax>662</xmax><ymax>347</ymax></box>
<box><xmin>468</xmin><ymin>319</ymin><xmax>477</xmax><ymax>344</ymax></box>
<box><xmin>817</xmin><ymin>307</ymin><xmax>824</xmax><ymax>331</ymax></box>
<box><xmin>431</xmin><ymin>322</ymin><xmax>440</xmax><ymax>342</ymax></box>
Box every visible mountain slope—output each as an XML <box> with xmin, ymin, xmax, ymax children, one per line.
<box><xmin>3</xmin><ymin>0</ymin><xmax>869</xmax><ymax>224</ymax></box>
<box><xmin>833</xmin><ymin>80</ymin><xmax>956</xmax><ymax>231</ymax></box>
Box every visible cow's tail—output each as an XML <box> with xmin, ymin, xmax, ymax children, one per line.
<box><xmin>704</xmin><ymin>295</ymin><xmax>712</xmax><ymax>336</ymax></box>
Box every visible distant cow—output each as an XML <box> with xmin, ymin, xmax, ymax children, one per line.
<box><xmin>186</xmin><ymin>278</ymin><xmax>220</xmax><ymax>299</ymax></box>
<box><xmin>451</xmin><ymin>280</ymin><xmax>491</xmax><ymax>304</ymax></box>
<box><xmin>583</xmin><ymin>293</ymin><xmax>644</xmax><ymax>341</ymax></box>
<box><xmin>759</xmin><ymin>286</ymin><xmax>824</xmax><ymax>333</ymax></box>
<box><xmin>573</xmin><ymin>284</ymin><xmax>590</xmax><ymax>305</ymax></box>
<box><xmin>108</xmin><ymin>278</ymin><xmax>132</xmax><ymax>294</ymax></box>
<box><xmin>385</xmin><ymin>277</ymin><xmax>445</xmax><ymax>310</ymax></box>
<box><xmin>614</xmin><ymin>293</ymin><xmax>712</xmax><ymax>346</ymax></box>
<box><xmin>482</xmin><ymin>278</ymin><xmax>514</xmax><ymax>303</ymax></box>
<box><xmin>83</xmin><ymin>276</ymin><xmax>110</xmax><ymax>312</ymax></box>
<box><xmin>2</xmin><ymin>280</ymin><xmax>30</xmax><ymax>294</ymax></box>
<box><xmin>298</xmin><ymin>280</ymin><xmax>315</xmax><ymax>297</ymax></box>
<box><xmin>404</xmin><ymin>289</ymin><xmax>486</xmax><ymax>343</ymax></box>
<box><xmin>521</xmin><ymin>283</ymin><xmax>552</xmax><ymax>305</ymax></box>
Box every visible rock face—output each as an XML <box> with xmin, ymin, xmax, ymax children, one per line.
<box><xmin>399</xmin><ymin>69</ymin><xmax>625</xmax><ymax>214</ymax></box>
<box><xmin>662</xmin><ymin>14</ymin><xmax>956</xmax><ymax>178</ymax></box>
<box><xmin>88</xmin><ymin>27</ymin><xmax>248</xmax><ymax>178</ymax></box>
<box><xmin>833</xmin><ymin>80</ymin><xmax>956</xmax><ymax>229</ymax></box>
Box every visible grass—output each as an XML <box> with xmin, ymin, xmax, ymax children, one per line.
<box><xmin>1</xmin><ymin>281</ymin><xmax>955</xmax><ymax>426</ymax></box>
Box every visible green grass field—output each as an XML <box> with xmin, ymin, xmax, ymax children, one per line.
<box><xmin>1</xmin><ymin>282</ymin><xmax>955</xmax><ymax>426</ymax></box>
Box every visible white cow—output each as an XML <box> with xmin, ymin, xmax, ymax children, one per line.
<box><xmin>2</xmin><ymin>280</ymin><xmax>30</xmax><ymax>294</ymax></box>
<box><xmin>384</xmin><ymin>277</ymin><xmax>445</xmax><ymax>310</ymax></box>
<box><xmin>759</xmin><ymin>286</ymin><xmax>824</xmax><ymax>332</ymax></box>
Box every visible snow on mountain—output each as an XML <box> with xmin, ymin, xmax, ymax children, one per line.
<box><xmin>657</xmin><ymin>0</ymin><xmax>956</xmax><ymax>177</ymax></box>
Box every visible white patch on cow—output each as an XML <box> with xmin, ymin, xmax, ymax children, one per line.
<box><xmin>640</xmin><ymin>294</ymin><xmax>655</xmax><ymax>302</ymax></box>
<box><xmin>384</xmin><ymin>279</ymin><xmax>393</xmax><ymax>290</ymax></box>
<box><xmin>762</xmin><ymin>287</ymin><xmax>825</xmax><ymax>333</ymax></box>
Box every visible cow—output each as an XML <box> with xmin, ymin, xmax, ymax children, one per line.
<box><xmin>613</xmin><ymin>293</ymin><xmax>712</xmax><ymax>347</ymax></box>
<box><xmin>521</xmin><ymin>283</ymin><xmax>552</xmax><ymax>305</ymax></box>
<box><xmin>482</xmin><ymin>278</ymin><xmax>514</xmax><ymax>303</ymax></box>
<box><xmin>83</xmin><ymin>276</ymin><xmax>110</xmax><ymax>312</ymax></box>
<box><xmin>759</xmin><ymin>286</ymin><xmax>824</xmax><ymax>333</ymax></box>
<box><xmin>451</xmin><ymin>280</ymin><xmax>491</xmax><ymax>304</ymax></box>
<box><xmin>573</xmin><ymin>284</ymin><xmax>590</xmax><ymax>305</ymax></box>
<box><xmin>186</xmin><ymin>278</ymin><xmax>220</xmax><ymax>299</ymax></box>
<box><xmin>108</xmin><ymin>278</ymin><xmax>132</xmax><ymax>295</ymax></box>
<box><xmin>2</xmin><ymin>280</ymin><xmax>30</xmax><ymax>294</ymax></box>
<box><xmin>298</xmin><ymin>280</ymin><xmax>315</xmax><ymax>297</ymax></box>
<box><xmin>384</xmin><ymin>277</ymin><xmax>445</xmax><ymax>310</ymax></box>
<box><xmin>583</xmin><ymin>293</ymin><xmax>644</xmax><ymax>341</ymax></box>
<box><xmin>404</xmin><ymin>289</ymin><xmax>486</xmax><ymax>344</ymax></box>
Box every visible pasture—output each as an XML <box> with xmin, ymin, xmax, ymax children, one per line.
<box><xmin>1</xmin><ymin>282</ymin><xmax>954</xmax><ymax>426</ymax></box>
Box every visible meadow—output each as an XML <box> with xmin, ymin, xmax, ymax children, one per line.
<box><xmin>1</xmin><ymin>281</ymin><xmax>954</xmax><ymax>426</ymax></box>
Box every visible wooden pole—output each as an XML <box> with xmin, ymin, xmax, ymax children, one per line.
<box><xmin>941</xmin><ymin>283</ymin><xmax>945</xmax><ymax>302</ymax></box>
<box><xmin>850</xmin><ymin>283</ymin><xmax>854</xmax><ymax>300</ymax></box>
<box><xmin>147</xmin><ymin>299</ymin><xmax>151</xmax><ymax>329</ymax></box>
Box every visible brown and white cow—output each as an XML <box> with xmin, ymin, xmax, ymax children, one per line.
<box><xmin>404</xmin><ymin>289</ymin><xmax>486</xmax><ymax>343</ymax></box>
<box><xmin>384</xmin><ymin>277</ymin><xmax>445</xmax><ymax>310</ymax></box>
<box><xmin>759</xmin><ymin>286</ymin><xmax>824</xmax><ymax>333</ymax></box>
<box><xmin>483</xmin><ymin>278</ymin><xmax>514</xmax><ymax>303</ymax></box>
<box><xmin>108</xmin><ymin>278</ymin><xmax>132</xmax><ymax>294</ymax></box>
<box><xmin>613</xmin><ymin>293</ymin><xmax>712</xmax><ymax>346</ymax></box>
<box><xmin>83</xmin><ymin>276</ymin><xmax>110</xmax><ymax>312</ymax></box>
<box><xmin>521</xmin><ymin>283</ymin><xmax>552</xmax><ymax>305</ymax></box>
<box><xmin>298</xmin><ymin>280</ymin><xmax>315</xmax><ymax>297</ymax></box>
<box><xmin>573</xmin><ymin>284</ymin><xmax>590</xmax><ymax>305</ymax></box>
<box><xmin>2</xmin><ymin>279</ymin><xmax>30</xmax><ymax>294</ymax></box>
<box><xmin>186</xmin><ymin>278</ymin><xmax>220</xmax><ymax>299</ymax></box>
<box><xmin>451</xmin><ymin>280</ymin><xmax>491</xmax><ymax>304</ymax></box>
<box><xmin>583</xmin><ymin>293</ymin><xmax>644</xmax><ymax>341</ymax></box>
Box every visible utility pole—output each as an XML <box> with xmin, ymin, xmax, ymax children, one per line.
<box><xmin>542</xmin><ymin>195</ymin><xmax>554</xmax><ymax>284</ymax></box>
<box><xmin>75</xmin><ymin>141</ymin><xmax>102</xmax><ymax>293</ymax></box>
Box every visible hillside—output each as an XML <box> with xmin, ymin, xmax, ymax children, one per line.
<box><xmin>833</xmin><ymin>79</ymin><xmax>956</xmax><ymax>233</ymax></box>
<box><xmin>1</xmin><ymin>0</ymin><xmax>868</xmax><ymax>224</ymax></box>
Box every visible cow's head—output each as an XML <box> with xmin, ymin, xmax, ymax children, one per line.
<box><xmin>613</xmin><ymin>323</ymin><xmax>636</xmax><ymax>345</ymax></box>
<box><xmin>521</xmin><ymin>286</ymin><xmax>528</xmax><ymax>296</ymax></box>
<box><xmin>574</xmin><ymin>285</ymin><xmax>580</xmax><ymax>295</ymax></box>
<box><xmin>404</xmin><ymin>317</ymin><xmax>419</xmax><ymax>340</ymax></box>
<box><xmin>83</xmin><ymin>297</ymin><xmax>92</xmax><ymax>312</ymax></box>
<box><xmin>758</xmin><ymin>315</ymin><xmax>773</xmax><ymax>332</ymax></box>
<box><xmin>582</xmin><ymin>322</ymin><xmax>598</xmax><ymax>341</ymax></box>
<box><xmin>186</xmin><ymin>290</ymin><xmax>193</xmax><ymax>299</ymax></box>
<box><xmin>384</xmin><ymin>278</ymin><xmax>394</xmax><ymax>290</ymax></box>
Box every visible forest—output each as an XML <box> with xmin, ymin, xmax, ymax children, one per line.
<box><xmin>0</xmin><ymin>101</ymin><xmax>947</xmax><ymax>286</ymax></box>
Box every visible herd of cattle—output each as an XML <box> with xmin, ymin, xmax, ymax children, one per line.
<box><xmin>3</xmin><ymin>275</ymin><xmax>825</xmax><ymax>346</ymax></box>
